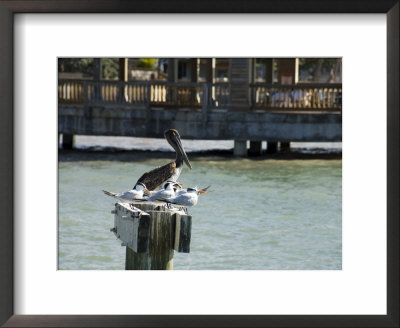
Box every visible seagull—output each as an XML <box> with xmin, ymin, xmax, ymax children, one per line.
<box><xmin>135</xmin><ymin>129</ymin><xmax>192</xmax><ymax>191</ymax></box>
<box><xmin>157</xmin><ymin>186</ymin><xmax>210</xmax><ymax>208</ymax></box>
<box><xmin>102</xmin><ymin>183</ymin><xmax>149</xmax><ymax>202</ymax></box>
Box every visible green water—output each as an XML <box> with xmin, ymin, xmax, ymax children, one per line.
<box><xmin>58</xmin><ymin>157</ymin><xmax>341</xmax><ymax>270</ymax></box>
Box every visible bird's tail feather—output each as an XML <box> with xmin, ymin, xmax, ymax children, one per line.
<box><xmin>102</xmin><ymin>190</ymin><xmax>117</xmax><ymax>198</ymax></box>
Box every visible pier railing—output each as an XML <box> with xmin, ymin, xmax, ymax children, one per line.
<box><xmin>58</xmin><ymin>79</ymin><xmax>230</xmax><ymax>109</ymax></box>
<box><xmin>58</xmin><ymin>79</ymin><xmax>87</xmax><ymax>104</ymax></box>
<box><xmin>251</xmin><ymin>83</ymin><xmax>342</xmax><ymax>111</ymax></box>
<box><xmin>58</xmin><ymin>80</ymin><xmax>341</xmax><ymax>111</ymax></box>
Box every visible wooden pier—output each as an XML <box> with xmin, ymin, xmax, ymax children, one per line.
<box><xmin>58</xmin><ymin>58</ymin><xmax>342</xmax><ymax>154</ymax></box>
<box><xmin>111</xmin><ymin>202</ymin><xmax>192</xmax><ymax>270</ymax></box>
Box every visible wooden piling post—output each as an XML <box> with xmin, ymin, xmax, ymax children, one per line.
<box><xmin>248</xmin><ymin>140</ymin><xmax>263</xmax><ymax>156</ymax></box>
<box><xmin>111</xmin><ymin>202</ymin><xmax>192</xmax><ymax>270</ymax></box>
<box><xmin>62</xmin><ymin>133</ymin><xmax>74</xmax><ymax>149</ymax></box>
<box><xmin>280</xmin><ymin>141</ymin><xmax>291</xmax><ymax>152</ymax></box>
<box><xmin>234</xmin><ymin>140</ymin><xmax>247</xmax><ymax>157</ymax></box>
<box><xmin>266</xmin><ymin>141</ymin><xmax>278</xmax><ymax>154</ymax></box>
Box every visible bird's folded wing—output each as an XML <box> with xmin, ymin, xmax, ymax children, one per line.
<box><xmin>155</xmin><ymin>197</ymin><xmax>173</xmax><ymax>203</ymax></box>
<box><xmin>136</xmin><ymin>163</ymin><xmax>176</xmax><ymax>191</ymax></box>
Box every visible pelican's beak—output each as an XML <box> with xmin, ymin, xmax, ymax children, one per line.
<box><xmin>174</xmin><ymin>135</ymin><xmax>192</xmax><ymax>169</ymax></box>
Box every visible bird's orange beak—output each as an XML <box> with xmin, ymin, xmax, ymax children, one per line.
<box><xmin>198</xmin><ymin>186</ymin><xmax>211</xmax><ymax>194</ymax></box>
<box><xmin>177</xmin><ymin>182</ymin><xmax>184</xmax><ymax>186</ymax></box>
<box><xmin>144</xmin><ymin>189</ymin><xmax>151</xmax><ymax>195</ymax></box>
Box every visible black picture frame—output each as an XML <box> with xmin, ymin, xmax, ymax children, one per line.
<box><xmin>0</xmin><ymin>1</ymin><xmax>398</xmax><ymax>327</ymax></box>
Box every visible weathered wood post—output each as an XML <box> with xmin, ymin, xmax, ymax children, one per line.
<box><xmin>93</xmin><ymin>58</ymin><xmax>102</xmax><ymax>102</ymax></box>
<box><xmin>118</xmin><ymin>58</ymin><xmax>128</xmax><ymax>103</ymax></box>
<box><xmin>167</xmin><ymin>58</ymin><xmax>178</xmax><ymax>103</ymax></box>
<box><xmin>111</xmin><ymin>202</ymin><xmax>192</xmax><ymax>270</ymax></box>
<box><xmin>202</xmin><ymin>83</ymin><xmax>209</xmax><ymax>131</ymax></box>
<box><xmin>62</xmin><ymin>133</ymin><xmax>74</xmax><ymax>149</ymax></box>
<box><xmin>146</xmin><ymin>82</ymin><xmax>151</xmax><ymax>123</ymax></box>
<box><xmin>248</xmin><ymin>140</ymin><xmax>263</xmax><ymax>156</ymax></box>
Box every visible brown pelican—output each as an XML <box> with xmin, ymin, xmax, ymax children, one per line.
<box><xmin>135</xmin><ymin>129</ymin><xmax>192</xmax><ymax>191</ymax></box>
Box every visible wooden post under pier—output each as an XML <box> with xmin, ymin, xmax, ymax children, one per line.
<box><xmin>248</xmin><ymin>141</ymin><xmax>263</xmax><ymax>156</ymax></box>
<box><xmin>234</xmin><ymin>140</ymin><xmax>247</xmax><ymax>157</ymax></box>
<box><xmin>280</xmin><ymin>141</ymin><xmax>291</xmax><ymax>152</ymax></box>
<box><xmin>111</xmin><ymin>202</ymin><xmax>192</xmax><ymax>270</ymax></box>
<box><xmin>266</xmin><ymin>141</ymin><xmax>278</xmax><ymax>154</ymax></box>
<box><xmin>62</xmin><ymin>133</ymin><xmax>74</xmax><ymax>149</ymax></box>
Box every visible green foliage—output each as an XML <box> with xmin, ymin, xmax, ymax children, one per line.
<box><xmin>101</xmin><ymin>58</ymin><xmax>119</xmax><ymax>80</ymax></box>
<box><xmin>135</xmin><ymin>58</ymin><xmax>157</xmax><ymax>68</ymax></box>
<box><xmin>58</xmin><ymin>58</ymin><xmax>122</xmax><ymax>80</ymax></box>
<box><xmin>299</xmin><ymin>58</ymin><xmax>339</xmax><ymax>75</ymax></box>
<box><xmin>58</xmin><ymin>58</ymin><xmax>93</xmax><ymax>76</ymax></box>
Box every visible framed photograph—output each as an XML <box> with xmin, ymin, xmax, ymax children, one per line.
<box><xmin>1</xmin><ymin>1</ymin><xmax>398</xmax><ymax>327</ymax></box>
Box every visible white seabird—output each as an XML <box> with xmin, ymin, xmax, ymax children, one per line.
<box><xmin>102</xmin><ymin>183</ymin><xmax>149</xmax><ymax>202</ymax></box>
<box><xmin>158</xmin><ymin>186</ymin><xmax>210</xmax><ymax>207</ymax></box>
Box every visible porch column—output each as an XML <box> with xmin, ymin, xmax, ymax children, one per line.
<box><xmin>93</xmin><ymin>58</ymin><xmax>102</xmax><ymax>101</ymax></box>
<box><xmin>167</xmin><ymin>58</ymin><xmax>178</xmax><ymax>82</ymax></box>
<box><xmin>228</xmin><ymin>58</ymin><xmax>253</xmax><ymax>111</ymax></box>
<box><xmin>250</xmin><ymin>59</ymin><xmax>257</xmax><ymax>108</ymax></box>
<box><xmin>190</xmin><ymin>58</ymin><xmax>199</xmax><ymax>82</ymax></box>
<box><xmin>118</xmin><ymin>58</ymin><xmax>128</xmax><ymax>102</ymax></box>
<box><xmin>276</xmin><ymin>59</ymin><xmax>298</xmax><ymax>150</ymax></box>
<box><xmin>205</xmin><ymin>58</ymin><xmax>215</xmax><ymax>83</ymax></box>
<box><xmin>205</xmin><ymin>58</ymin><xmax>216</xmax><ymax>106</ymax></box>
<box><xmin>93</xmin><ymin>58</ymin><xmax>102</xmax><ymax>80</ymax></box>
<box><xmin>277</xmin><ymin>58</ymin><xmax>298</xmax><ymax>85</ymax></box>
<box><xmin>190</xmin><ymin>58</ymin><xmax>199</xmax><ymax>105</ymax></box>
<box><xmin>265</xmin><ymin>58</ymin><xmax>274</xmax><ymax>84</ymax></box>
<box><xmin>119</xmin><ymin>58</ymin><xmax>128</xmax><ymax>81</ymax></box>
<box><xmin>167</xmin><ymin>59</ymin><xmax>178</xmax><ymax>103</ymax></box>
